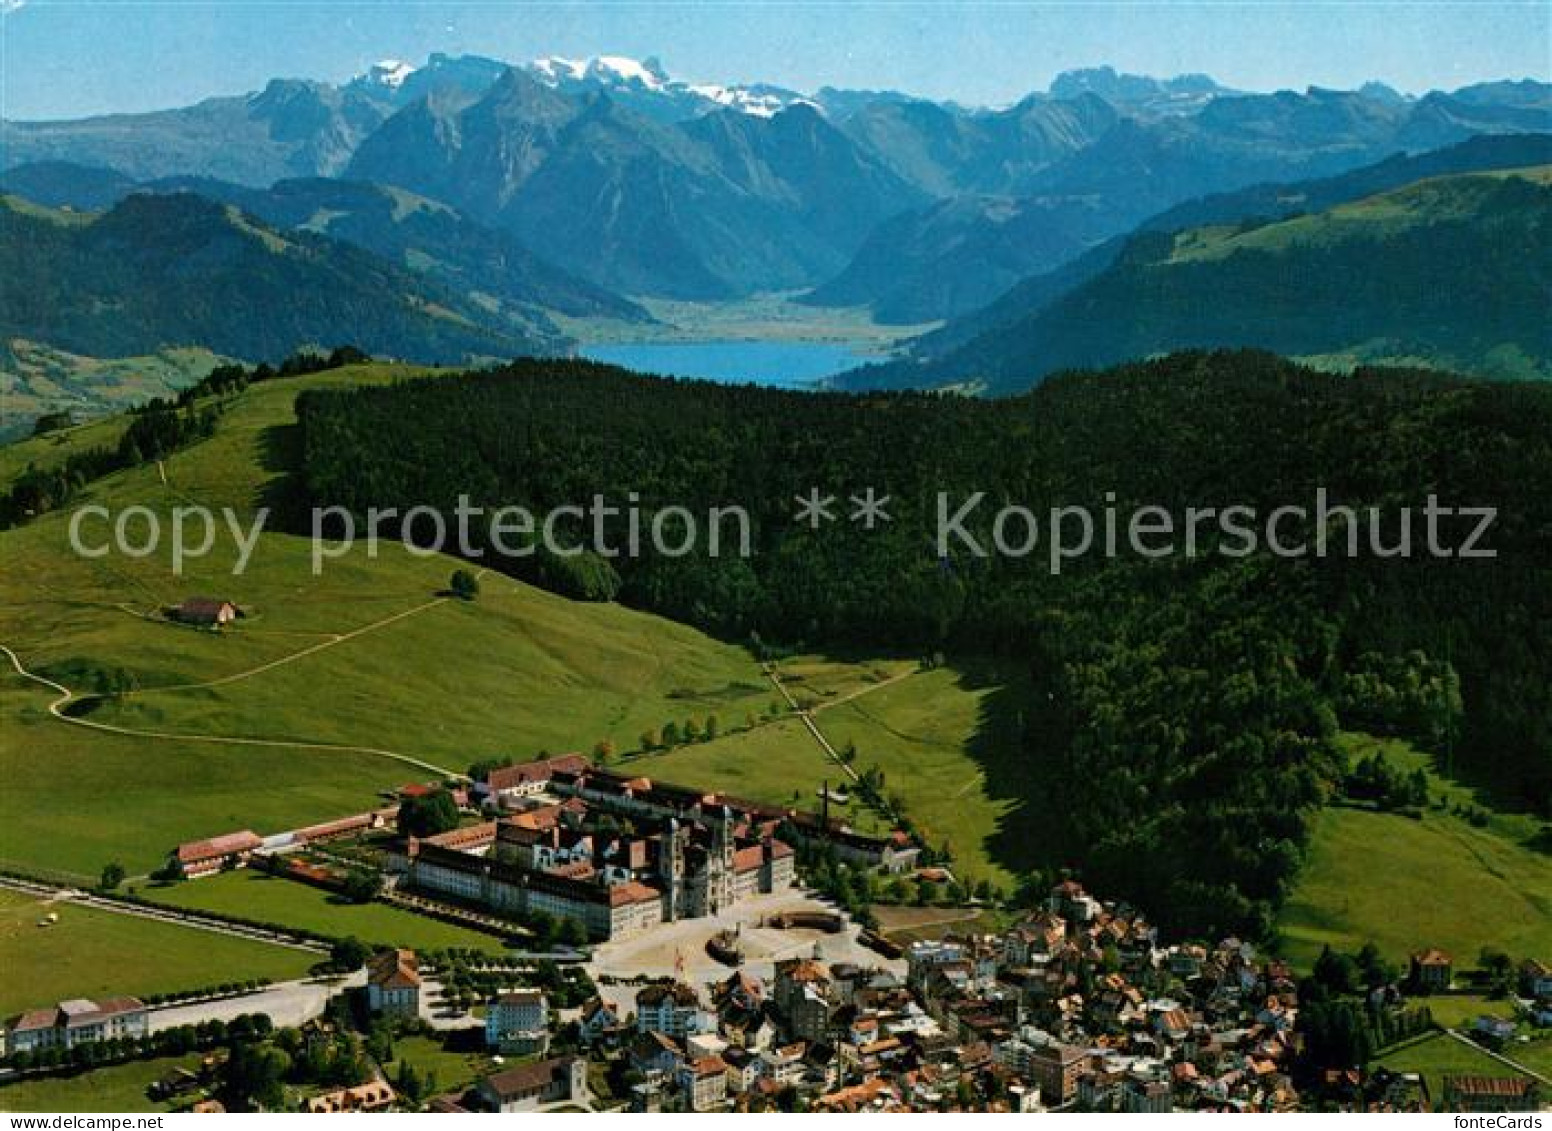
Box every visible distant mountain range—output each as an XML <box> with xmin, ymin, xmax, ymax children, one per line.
<box><xmin>838</xmin><ymin>151</ymin><xmax>1552</xmax><ymax>393</ymax></box>
<box><xmin>882</xmin><ymin>132</ymin><xmax>1552</xmax><ymax>366</ymax></box>
<box><xmin>5</xmin><ymin>56</ymin><xmax>1548</xmax><ymax>304</ymax></box>
<box><xmin>0</xmin><ymin>192</ymin><xmax>552</xmax><ymax>363</ymax></box>
<box><xmin>2</xmin><ymin>56</ymin><xmax>1549</xmax><ymax>433</ymax></box>
<box><xmin>0</xmin><ymin>164</ymin><xmax>649</xmax><ymax>328</ymax></box>
<box><xmin>342</xmin><ymin>68</ymin><xmax>927</xmax><ymax>298</ymax></box>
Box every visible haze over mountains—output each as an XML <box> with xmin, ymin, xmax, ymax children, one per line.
<box><xmin>844</xmin><ymin>133</ymin><xmax>1552</xmax><ymax>391</ymax></box>
<box><xmin>2</xmin><ymin>52</ymin><xmax>1550</xmax><ymax>419</ymax></box>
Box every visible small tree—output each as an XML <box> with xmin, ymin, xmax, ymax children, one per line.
<box><xmin>398</xmin><ymin>790</ymin><xmax>460</xmax><ymax>838</ymax></box>
<box><xmin>341</xmin><ymin>868</ymin><xmax>384</xmax><ymax>904</ymax></box>
<box><xmin>330</xmin><ymin>937</ymin><xmax>371</xmax><ymax>972</ymax></box>
<box><xmin>593</xmin><ymin>740</ymin><xmax>616</xmax><ymax>766</ymax></box>
<box><xmin>449</xmin><ymin>569</ymin><xmax>480</xmax><ymax>601</ymax></box>
<box><xmin>99</xmin><ymin>861</ymin><xmax>126</xmax><ymax>890</ymax></box>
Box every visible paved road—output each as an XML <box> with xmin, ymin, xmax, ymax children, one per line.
<box><xmin>150</xmin><ymin>972</ymin><xmax>364</xmax><ymax>1032</ymax></box>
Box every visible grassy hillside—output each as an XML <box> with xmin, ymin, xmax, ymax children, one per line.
<box><xmin>1278</xmin><ymin>734</ymin><xmax>1552</xmax><ymax>968</ymax></box>
<box><xmin>808</xmin><ymin>663</ymin><xmax>1032</xmax><ymax>892</ymax></box>
<box><xmin>0</xmin><ymin>192</ymin><xmax>552</xmax><ymax>425</ymax></box>
<box><xmin>850</xmin><ymin>166</ymin><xmax>1552</xmax><ymax>392</ymax></box>
<box><xmin>0</xmin><ymin>362</ymin><xmax>774</xmax><ymax>878</ymax></box>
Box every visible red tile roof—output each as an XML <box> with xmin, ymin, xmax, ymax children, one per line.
<box><xmin>609</xmin><ymin>880</ymin><xmax>662</xmax><ymax>907</ymax></box>
<box><xmin>1445</xmin><ymin>1076</ymin><xmax>1533</xmax><ymax>1098</ymax></box>
<box><xmin>487</xmin><ymin>754</ymin><xmax>589</xmax><ymax>793</ymax></box>
<box><xmin>176</xmin><ymin>830</ymin><xmax>261</xmax><ymax>863</ymax></box>
<box><xmin>367</xmin><ymin>948</ymin><xmax>420</xmax><ymax>990</ymax></box>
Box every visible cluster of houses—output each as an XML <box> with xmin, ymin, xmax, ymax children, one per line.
<box><xmin>416</xmin><ymin>879</ymin><xmax>1534</xmax><ymax>1115</ymax></box>
<box><xmin>543</xmin><ymin>879</ymin><xmax>1315</xmax><ymax>1112</ymax></box>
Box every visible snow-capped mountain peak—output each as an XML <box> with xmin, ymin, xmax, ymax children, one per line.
<box><xmin>363</xmin><ymin>58</ymin><xmax>418</xmax><ymax>90</ymax></box>
<box><xmin>524</xmin><ymin>53</ymin><xmax>808</xmax><ymax>121</ymax></box>
<box><xmin>531</xmin><ymin>54</ymin><xmax>670</xmax><ymax>90</ymax></box>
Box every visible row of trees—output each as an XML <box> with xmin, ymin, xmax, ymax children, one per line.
<box><xmin>2</xmin><ymin>400</ymin><xmax>217</xmax><ymax>527</ymax></box>
<box><xmin>3</xmin><ymin>1013</ymin><xmax>273</xmax><ymax>1073</ymax></box>
<box><xmin>2</xmin><ymin>346</ymin><xmax>372</xmax><ymax>530</ymax></box>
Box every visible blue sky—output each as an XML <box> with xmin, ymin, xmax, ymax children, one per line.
<box><xmin>2</xmin><ymin>1</ymin><xmax>1547</xmax><ymax>120</ymax></box>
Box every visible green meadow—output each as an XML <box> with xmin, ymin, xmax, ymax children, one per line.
<box><xmin>812</xmin><ymin>663</ymin><xmax>1032</xmax><ymax>892</ymax></box>
<box><xmin>1373</xmin><ymin>1032</ymin><xmax>1532</xmax><ymax>1102</ymax></box>
<box><xmin>382</xmin><ymin>1035</ymin><xmax>497</xmax><ymax>1096</ymax></box>
<box><xmin>1278</xmin><ymin>735</ymin><xmax>1552</xmax><ymax>970</ymax></box>
<box><xmin>0</xmin><ymin>889</ymin><xmax>311</xmax><ymax>1015</ymax></box>
<box><xmin>144</xmin><ymin>871</ymin><xmax>510</xmax><ymax>953</ymax></box>
<box><xmin>0</xmin><ymin>1053</ymin><xmax>202</xmax><ymax>1112</ymax></box>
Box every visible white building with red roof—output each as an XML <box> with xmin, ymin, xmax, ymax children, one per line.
<box><xmin>4</xmin><ymin>997</ymin><xmax>148</xmax><ymax>1056</ymax></box>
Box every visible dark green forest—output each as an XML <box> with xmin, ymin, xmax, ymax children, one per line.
<box><xmin>296</xmin><ymin>351</ymin><xmax>1552</xmax><ymax>938</ymax></box>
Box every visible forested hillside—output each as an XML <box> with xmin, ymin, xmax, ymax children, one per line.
<box><xmin>0</xmin><ymin>193</ymin><xmax>551</xmax><ymax>363</ymax></box>
<box><xmin>841</xmin><ymin>167</ymin><xmax>1552</xmax><ymax>392</ymax></box>
<box><xmin>295</xmin><ymin>351</ymin><xmax>1552</xmax><ymax>938</ymax></box>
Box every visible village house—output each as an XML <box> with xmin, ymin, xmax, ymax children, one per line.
<box><xmin>629</xmin><ymin>1030</ymin><xmax>684</xmax><ymax>1081</ymax></box>
<box><xmin>1409</xmin><ymin>948</ymin><xmax>1453</xmax><ymax>991</ymax></box>
<box><xmin>366</xmin><ymin>948</ymin><xmax>421</xmax><ymax>1019</ymax></box>
<box><xmin>304</xmin><ymin>1081</ymin><xmax>396</xmax><ymax>1113</ymax></box>
<box><xmin>169</xmin><ymin>597</ymin><xmax>240</xmax><ymax>627</ymax></box>
<box><xmin>486</xmin><ymin>990</ymin><xmax>550</xmax><ymax>1055</ymax></box>
<box><xmin>4</xmin><ymin>997</ymin><xmax>148</xmax><ymax>1056</ymax></box>
<box><xmin>578</xmin><ymin>998</ymin><xmax>625</xmax><ymax>1047</ymax></box>
<box><xmin>1519</xmin><ymin>959</ymin><xmax>1552</xmax><ymax>1000</ymax></box>
<box><xmin>473</xmin><ymin>1056</ymin><xmax>588</xmax><ymax>1113</ymax></box>
<box><xmin>636</xmin><ymin>982</ymin><xmax>714</xmax><ymax>1038</ymax></box>
<box><xmin>1027</xmin><ymin>1044</ymin><xmax>1090</xmax><ymax>1106</ymax></box>
<box><xmin>774</xmin><ymin>957</ymin><xmax>833</xmax><ymax>1043</ymax></box>
<box><xmin>677</xmin><ymin>1055</ymin><xmax>730</xmax><ymax>1111</ymax></box>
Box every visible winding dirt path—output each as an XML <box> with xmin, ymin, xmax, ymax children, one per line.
<box><xmin>0</xmin><ymin>570</ymin><xmax>499</xmax><ymax>778</ymax></box>
<box><xmin>0</xmin><ymin>641</ymin><xmax>458</xmax><ymax>779</ymax></box>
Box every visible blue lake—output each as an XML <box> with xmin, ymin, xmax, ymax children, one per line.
<box><xmin>579</xmin><ymin>340</ymin><xmax>875</xmax><ymax>388</ymax></box>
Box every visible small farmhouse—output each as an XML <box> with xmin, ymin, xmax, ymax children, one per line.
<box><xmin>170</xmin><ymin>598</ymin><xmax>240</xmax><ymax>627</ymax></box>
